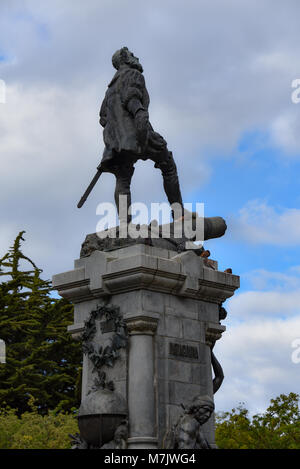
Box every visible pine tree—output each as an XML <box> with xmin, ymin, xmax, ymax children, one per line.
<box><xmin>0</xmin><ymin>232</ymin><xmax>82</xmax><ymax>414</ymax></box>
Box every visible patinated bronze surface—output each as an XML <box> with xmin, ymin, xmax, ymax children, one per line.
<box><xmin>78</xmin><ymin>47</ymin><xmax>183</xmax><ymax>218</ymax></box>
<box><xmin>98</xmin><ymin>47</ymin><xmax>183</xmax><ymax>219</ymax></box>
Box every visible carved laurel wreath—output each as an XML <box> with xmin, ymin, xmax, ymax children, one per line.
<box><xmin>82</xmin><ymin>304</ymin><xmax>128</xmax><ymax>392</ymax></box>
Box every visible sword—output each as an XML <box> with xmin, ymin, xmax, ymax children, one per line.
<box><xmin>77</xmin><ymin>166</ymin><xmax>103</xmax><ymax>208</ymax></box>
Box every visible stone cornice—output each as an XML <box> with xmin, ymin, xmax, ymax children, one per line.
<box><xmin>52</xmin><ymin>245</ymin><xmax>240</xmax><ymax>304</ymax></box>
<box><xmin>102</xmin><ymin>266</ymin><xmax>186</xmax><ymax>295</ymax></box>
<box><xmin>126</xmin><ymin>316</ymin><xmax>158</xmax><ymax>336</ymax></box>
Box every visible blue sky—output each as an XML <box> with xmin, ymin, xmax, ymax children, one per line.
<box><xmin>190</xmin><ymin>128</ymin><xmax>300</xmax><ymax>281</ymax></box>
<box><xmin>0</xmin><ymin>0</ymin><xmax>300</xmax><ymax>415</ymax></box>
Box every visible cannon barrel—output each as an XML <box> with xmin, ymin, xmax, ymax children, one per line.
<box><xmin>204</xmin><ymin>217</ymin><xmax>227</xmax><ymax>240</ymax></box>
<box><xmin>172</xmin><ymin>215</ymin><xmax>227</xmax><ymax>241</ymax></box>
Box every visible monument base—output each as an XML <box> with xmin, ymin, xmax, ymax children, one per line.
<box><xmin>53</xmin><ymin>237</ymin><xmax>239</xmax><ymax>448</ymax></box>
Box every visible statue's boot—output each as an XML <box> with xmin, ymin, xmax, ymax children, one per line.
<box><xmin>155</xmin><ymin>151</ymin><xmax>184</xmax><ymax>218</ymax></box>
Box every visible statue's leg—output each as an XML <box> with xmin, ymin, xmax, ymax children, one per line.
<box><xmin>114</xmin><ymin>163</ymin><xmax>135</xmax><ymax>223</ymax></box>
<box><xmin>151</xmin><ymin>149</ymin><xmax>183</xmax><ymax>215</ymax></box>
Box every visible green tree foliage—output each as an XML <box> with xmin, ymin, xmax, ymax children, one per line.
<box><xmin>0</xmin><ymin>398</ymin><xmax>79</xmax><ymax>449</ymax></box>
<box><xmin>0</xmin><ymin>232</ymin><xmax>82</xmax><ymax>414</ymax></box>
<box><xmin>215</xmin><ymin>392</ymin><xmax>300</xmax><ymax>449</ymax></box>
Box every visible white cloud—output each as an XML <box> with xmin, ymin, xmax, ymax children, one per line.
<box><xmin>244</xmin><ymin>267</ymin><xmax>300</xmax><ymax>291</ymax></box>
<box><xmin>1</xmin><ymin>0</ymin><xmax>300</xmax><ymax>158</ymax></box>
<box><xmin>230</xmin><ymin>200</ymin><xmax>300</xmax><ymax>245</ymax></box>
<box><xmin>0</xmin><ymin>83</ymin><xmax>102</xmax><ymax>194</ymax></box>
<box><xmin>214</xmin><ymin>265</ymin><xmax>300</xmax><ymax>413</ymax></box>
<box><xmin>270</xmin><ymin>109</ymin><xmax>300</xmax><ymax>155</ymax></box>
<box><xmin>214</xmin><ymin>307</ymin><xmax>300</xmax><ymax>414</ymax></box>
<box><xmin>229</xmin><ymin>289</ymin><xmax>300</xmax><ymax>321</ymax></box>
<box><xmin>227</xmin><ymin>265</ymin><xmax>300</xmax><ymax>321</ymax></box>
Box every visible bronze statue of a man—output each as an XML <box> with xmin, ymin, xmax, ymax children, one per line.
<box><xmin>98</xmin><ymin>47</ymin><xmax>183</xmax><ymax>220</ymax></box>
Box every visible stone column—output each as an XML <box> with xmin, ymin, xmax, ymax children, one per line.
<box><xmin>126</xmin><ymin>316</ymin><xmax>158</xmax><ymax>449</ymax></box>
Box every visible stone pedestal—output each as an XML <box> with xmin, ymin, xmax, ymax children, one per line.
<box><xmin>53</xmin><ymin>243</ymin><xmax>239</xmax><ymax>448</ymax></box>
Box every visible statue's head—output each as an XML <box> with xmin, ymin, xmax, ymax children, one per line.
<box><xmin>188</xmin><ymin>395</ymin><xmax>214</xmax><ymax>425</ymax></box>
<box><xmin>112</xmin><ymin>47</ymin><xmax>143</xmax><ymax>73</ymax></box>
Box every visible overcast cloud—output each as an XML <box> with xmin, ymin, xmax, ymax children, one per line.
<box><xmin>1</xmin><ymin>0</ymin><xmax>300</xmax><ymax>414</ymax></box>
<box><xmin>0</xmin><ymin>0</ymin><xmax>300</xmax><ymax>271</ymax></box>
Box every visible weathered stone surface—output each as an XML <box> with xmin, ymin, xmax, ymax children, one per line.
<box><xmin>167</xmin><ymin>297</ymin><xmax>198</xmax><ymax>320</ymax></box>
<box><xmin>53</xmin><ymin>243</ymin><xmax>239</xmax><ymax>303</ymax></box>
<box><xmin>168</xmin><ymin>359</ymin><xmax>193</xmax><ymax>382</ymax></box>
<box><xmin>164</xmin><ymin>315</ymin><xmax>183</xmax><ymax>338</ymax></box>
<box><xmin>182</xmin><ymin>319</ymin><xmax>201</xmax><ymax>341</ymax></box>
<box><xmin>52</xmin><ymin>243</ymin><xmax>239</xmax><ymax>448</ymax></box>
<box><xmin>198</xmin><ymin>300</ymin><xmax>219</xmax><ymax>322</ymax></box>
<box><xmin>169</xmin><ymin>381</ymin><xmax>205</xmax><ymax>406</ymax></box>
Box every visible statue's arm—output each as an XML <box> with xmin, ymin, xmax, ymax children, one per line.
<box><xmin>211</xmin><ymin>349</ymin><xmax>224</xmax><ymax>394</ymax></box>
<box><xmin>121</xmin><ymin>69</ymin><xmax>149</xmax><ymax>148</ymax></box>
<box><xmin>121</xmin><ymin>69</ymin><xmax>147</xmax><ymax>117</ymax></box>
<box><xmin>99</xmin><ymin>95</ymin><xmax>107</xmax><ymax>127</ymax></box>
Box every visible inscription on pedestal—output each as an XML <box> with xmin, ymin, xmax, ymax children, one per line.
<box><xmin>169</xmin><ymin>342</ymin><xmax>199</xmax><ymax>359</ymax></box>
